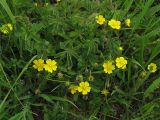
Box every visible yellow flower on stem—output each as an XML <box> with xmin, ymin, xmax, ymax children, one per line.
<box><xmin>115</xmin><ymin>57</ymin><xmax>127</xmax><ymax>69</ymax></box>
<box><xmin>0</xmin><ymin>23</ymin><xmax>13</xmax><ymax>34</ymax></box>
<box><xmin>44</xmin><ymin>59</ymin><xmax>57</xmax><ymax>73</ymax></box>
<box><xmin>95</xmin><ymin>15</ymin><xmax>106</xmax><ymax>25</ymax></box>
<box><xmin>108</xmin><ymin>19</ymin><xmax>121</xmax><ymax>29</ymax></box>
<box><xmin>103</xmin><ymin>60</ymin><xmax>115</xmax><ymax>74</ymax></box>
<box><xmin>69</xmin><ymin>85</ymin><xmax>78</xmax><ymax>94</ymax></box>
<box><xmin>78</xmin><ymin>81</ymin><xmax>91</xmax><ymax>95</ymax></box>
<box><xmin>125</xmin><ymin>19</ymin><xmax>131</xmax><ymax>27</ymax></box>
<box><xmin>101</xmin><ymin>89</ymin><xmax>109</xmax><ymax>96</ymax></box>
<box><xmin>33</xmin><ymin>59</ymin><xmax>45</xmax><ymax>71</ymax></box>
<box><xmin>147</xmin><ymin>63</ymin><xmax>157</xmax><ymax>73</ymax></box>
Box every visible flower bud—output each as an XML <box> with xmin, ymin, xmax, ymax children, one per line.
<box><xmin>65</xmin><ymin>81</ymin><xmax>70</xmax><ymax>86</ymax></box>
<box><xmin>88</xmin><ymin>75</ymin><xmax>94</xmax><ymax>81</ymax></box>
<box><xmin>58</xmin><ymin>72</ymin><xmax>63</xmax><ymax>78</ymax></box>
<box><xmin>76</xmin><ymin>75</ymin><xmax>83</xmax><ymax>81</ymax></box>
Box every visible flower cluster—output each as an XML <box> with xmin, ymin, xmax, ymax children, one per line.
<box><xmin>103</xmin><ymin>57</ymin><xmax>128</xmax><ymax>74</ymax></box>
<box><xmin>33</xmin><ymin>59</ymin><xmax>57</xmax><ymax>73</ymax></box>
<box><xmin>30</xmin><ymin>14</ymin><xmax>158</xmax><ymax>100</ymax></box>
<box><xmin>69</xmin><ymin>81</ymin><xmax>91</xmax><ymax>95</ymax></box>
<box><xmin>95</xmin><ymin>15</ymin><xmax>131</xmax><ymax>29</ymax></box>
<box><xmin>0</xmin><ymin>23</ymin><xmax>13</xmax><ymax>34</ymax></box>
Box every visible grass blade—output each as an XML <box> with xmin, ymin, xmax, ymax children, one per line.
<box><xmin>0</xmin><ymin>0</ymin><xmax>16</xmax><ymax>23</ymax></box>
<box><xmin>39</xmin><ymin>94</ymin><xmax>80</xmax><ymax>110</ymax></box>
<box><xmin>144</xmin><ymin>77</ymin><xmax>160</xmax><ymax>98</ymax></box>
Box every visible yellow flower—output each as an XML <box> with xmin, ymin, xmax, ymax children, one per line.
<box><xmin>7</xmin><ymin>24</ymin><xmax>13</xmax><ymax>31</ymax></box>
<box><xmin>69</xmin><ymin>85</ymin><xmax>78</xmax><ymax>94</ymax></box>
<box><xmin>103</xmin><ymin>60</ymin><xmax>115</xmax><ymax>74</ymax></box>
<box><xmin>147</xmin><ymin>63</ymin><xmax>157</xmax><ymax>73</ymax></box>
<box><xmin>33</xmin><ymin>59</ymin><xmax>45</xmax><ymax>71</ymax></box>
<box><xmin>125</xmin><ymin>19</ymin><xmax>131</xmax><ymax>27</ymax></box>
<box><xmin>101</xmin><ymin>89</ymin><xmax>109</xmax><ymax>96</ymax></box>
<box><xmin>115</xmin><ymin>57</ymin><xmax>127</xmax><ymax>69</ymax></box>
<box><xmin>44</xmin><ymin>59</ymin><xmax>57</xmax><ymax>73</ymax></box>
<box><xmin>0</xmin><ymin>23</ymin><xmax>13</xmax><ymax>34</ymax></box>
<box><xmin>108</xmin><ymin>19</ymin><xmax>121</xmax><ymax>29</ymax></box>
<box><xmin>57</xmin><ymin>0</ymin><xmax>61</xmax><ymax>2</ymax></box>
<box><xmin>1</xmin><ymin>29</ymin><xmax>8</xmax><ymax>34</ymax></box>
<box><xmin>78</xmin><ymin>81</ymin><xmax>91</xmax><ymax>95</ymax></box>
<box><xmin>118</xmin><ymin>46</ymin><xmax>123</xmax><ymax>51</ymax></box>
<box><xmin>95</xmin><ymin>15</ymin><xmax>106</xmax><ymax>25</ymax></box>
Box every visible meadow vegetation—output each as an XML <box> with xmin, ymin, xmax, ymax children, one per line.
<box><xmin>0</xmin><ymin>0</ymin><xmax>160</xmax><ymax>119</ymax></box>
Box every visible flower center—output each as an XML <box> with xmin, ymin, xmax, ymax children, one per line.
<box><xmin>149</xmin><ymin>66</ymin><xmax>154</xmax><ymax>71</ymax></box>
<box><xmin>82</xmin><ymin>86</ymin><xmax>87</xmax><ymax>91</ymax></box>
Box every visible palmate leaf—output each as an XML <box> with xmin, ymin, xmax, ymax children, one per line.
<box><xmin>56</xmin><ymin>47</ymin><xmax>79</xmax><ymax>67</ymax></box>
<box><xmin>0</xmin><ymin>0</ymin><xmax>15</xmax><ymax>23</ymax></box>
<box><xmin>84</xmin><ymin>39</ymin><xmax>99</xmax><ymax>56</ymax></box>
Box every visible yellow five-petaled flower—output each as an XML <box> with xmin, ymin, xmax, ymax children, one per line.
<box><xmin>95</xmin><ymin>15</ymin><xmax>106</xmax><ymax>25</ymax></box>
<box><xmin>108</xmin><ymin>19</ymin><xmax>121</xmax><ymax>30</ymax></box>
<box><xmin>115</xmin><ymin>57</ymin><xmax>127</xmax><ymax>69</ymax></box>
<box><xmin>0</xmin><ymin>23</ymin><xmax>13</xmax><ymax>34</ymax></box>
<box><xmin>33</xmin><ymin>59</ymin><xmax>45</xmax><ymax>71</ymax></box>
<box><xmin>103</xmin><ymin>60</ymin><xmax>115</xmax><ymax>74</ymax></box>
<box><xmin>44</xmin><ymin>59</ymin><xmax>57</xmax><ymax>73</ymax></box>
<box><xmin>69</xmin><ymin>85</ymin><xmax>78</xmax><ymax>94</ymax></box>
<box><xmin>78</xmin><ymin>81</ymin><xmax>91</xmax><ymax>95</ymax></box>
<box><xmin>147</xmin><ymin>63</ymin><xmax>157</xmax><ymax>73</ymax></box>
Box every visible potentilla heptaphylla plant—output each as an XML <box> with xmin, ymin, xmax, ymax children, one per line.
<box><xmin>0</xmin><ymin>0</ymin><xmax>160</xmax><ymax>119</ymax></box>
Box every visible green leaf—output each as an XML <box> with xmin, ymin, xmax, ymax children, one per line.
<box><xmin>9</xmin><ymin>111</ymin><xmax>24</xmax><ymax>120</ymax></box>
<box><xmin>0</xmin><ymin>0</ymin><xmax>16</xmax><ymax>23</ymax></box>
<box><xmin>132</xmin><ymin>0</ymin><xmax>154</xmax><ymax>33</ymax></box>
